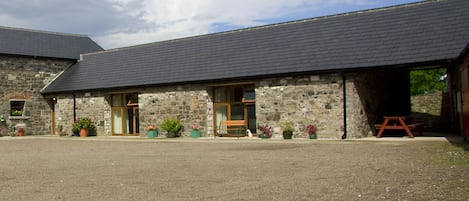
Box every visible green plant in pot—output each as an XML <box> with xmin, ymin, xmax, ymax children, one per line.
<box><xmin>281</xmin><ymin>121</ymin><xmax>294</xmax><ymax>139</ymax></box>
<box><xmin>71</xmin><ymin>122</ymin><xmax>80</xmax><ymax>136</ymax></box>
<box><xmin>160</xmin><ymin>118</ymin><xmax>181</xmax><ymax>138</ymax></box>
<box><xmin>147</xmin><ymin>125</ymin><xmax>158</xmax><ymax>138</ymax></box>
<box><xmin>306</xmin><ymin>124</ymin><xmax>318</xmax><ymax>139</ymax></box>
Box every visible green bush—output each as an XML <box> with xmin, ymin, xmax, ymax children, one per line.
<box><xmin>160</xmin><ymin>118</ymin><xmax>181</xmax><ymax>133</ymax></box>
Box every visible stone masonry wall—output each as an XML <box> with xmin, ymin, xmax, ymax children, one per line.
<box><xmin>54</xmin><ymin>92</ymin><xmax>108</xmax><ymax>136</ymax></box>
<box><xmin>411</xmin><ymin>92</ymin><xmax>445</xmax><ymax>129</ymax></box>
<box><xmin>52</xmin><ymin>73</ymin><xmax>371</xmax><ymax>139</ymax></box>
<box><xmin>345</xmin><ymin>74</ymin><xmax>371</xmax><ymax>138</ymax></box>
<box><xmin>256</xmin><ymin>74</ymin><xmax>349</xmax><ymax>139</ymax></box>
<box><xmin>0</xmin><ymin>55</ymin><xmax>73</xmax><ymax>135</ymax></box>
<box><xmin>140</xmin><ymin>85</ymin><xmax>210</xmax><ymax>137</ymax></box>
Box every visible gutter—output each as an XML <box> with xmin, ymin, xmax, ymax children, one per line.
<box><xmin>341</xmin><ymin>75</ymin><xmax>347</xmax><ymax>139</ymax></box>
<box><xmin>73</xmin><ymin>93</ymin><xmax>76</xmax><ymax>121</ymax></box>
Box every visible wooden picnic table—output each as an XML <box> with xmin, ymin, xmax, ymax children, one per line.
<box><xmin>375</xmin><ymin>116</ymin><xmax>423</xmax><ymax>138</ymax></box>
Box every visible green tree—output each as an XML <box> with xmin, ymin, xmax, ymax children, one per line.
<box><xmin>410</xmin><ymin>68</ymin><xmax>447</xmax><ymax>96</ymax></box>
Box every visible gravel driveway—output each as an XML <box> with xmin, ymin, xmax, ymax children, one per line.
<box><xmin>0</xmin><ymin>137</ymin><xmax>467</xmax><ymax>201</ymax></box>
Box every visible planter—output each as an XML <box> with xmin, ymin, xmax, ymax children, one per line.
<box><xmin>259</xmin><ymin>133</ymin><xmax>270</xmax><ymax>139</ymax></box>
<box><xmin>191</xmin><ymin>130</ymin><xmax>201</xmax><ymax>138</ymax></box>
<box><xmin>79</xmin><ymin>129</ymin><xmax>89</xmax><ymax>137</ymax></box>
<box><xmin>309</xmin><ymin>134</ymin><xmax>317</xmax><ymax>139</ymax></box>
<box><xmin>282</xmin><ymin>131</ymin><xmax>293</xmax><ymax>139</ymax></box>
<box><xmin>148</xmin><ymin>130</ymin><xmax>158</xmax><ymax>138</ymax></box>
<box><xmin>18</xmin><ymin>132</ymin><xmax>24</xmax><ymax>136</ymax></box>
<box><xmin>167</xmin><ymin>131</ymin><xmax>178</xmax><ymax>138</ymax></box>
<box><xmin>72</xmin><ymin>131</ymin><xmax>79</xmax><ymax>137</ymax></box>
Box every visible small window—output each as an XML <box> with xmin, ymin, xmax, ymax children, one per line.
<box><xmin>10</xmin><ymin>100</ymin><xmax>25</xmax><ymax>116</ymax></box>
<box><xmin>243</xmin><ymin>90</ymin><xmax>255</xmax><ymax>102</ymax></box>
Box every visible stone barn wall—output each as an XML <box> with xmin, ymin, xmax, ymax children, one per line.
<box><xmin>0</xmin><ymin>55</ymin><xmax>73</xmax><ymax>135</ymax></box>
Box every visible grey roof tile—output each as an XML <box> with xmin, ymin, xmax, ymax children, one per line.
<box><xmin>42</xmin><ymin>0</ymin><xmax>469</xmax><ymax>94</ymax></box>
<box><xmin>0</xmin><ymin>27</ymin><xmax>103</xmax><ymax>60</ymax></box>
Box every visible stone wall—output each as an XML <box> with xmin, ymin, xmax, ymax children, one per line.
<box><xmin>51</xmin><ymin>73</ymin><xmax>374</xmax><ymax>139</ymax></box>
<box><xmin>345</xmin><ymin>75</ymin><xmax>371</xmax><ymax>138</ymax></box>
<box><xmin>0</xmin><ymin>55</ymin><xmax>73</xmax><ymax>135</ymax></box>
<box><xmin>140</xmin><ymin>85</ymin><xmax>211</xmax><ymax>137</ymax></box>
<box><xmin>256</xmin><ymin>74</ymin><xmax>352</xmax><ymax>139</ymax></box>
<box><xmin>411</xmin><ymin>92</ymin><xmax>446</xmax><ymax>130</ymax></box>
<box><xmin>54</xmin><ymin>92</ymin><xmax>108</xmax><ymax>136</ymax></box>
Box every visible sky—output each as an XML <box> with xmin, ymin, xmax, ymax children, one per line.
<box><xmin>0</xmin><ymin>0</ymin><xmax>422</xmax><ymax>49</ymax></box>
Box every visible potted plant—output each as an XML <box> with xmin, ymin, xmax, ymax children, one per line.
<box><xmin>147</xmin><ymin>125</ymin><xmax>158</xmax><ymax>138</ymax></box>
<box><xmin>281</xmin><ymin>121</ymin><xmax>294</xmax><ymax>139</ymax></box>
<box><xmin>257</xmin><ymin>124</ymin><xmax>272</xmax><ymax>139</ymax></box>
<box><xmin>74</xmin><ymin>117</ymin><xmax>96</xmax><ymax>137</ymax></box>
<box><xmin>11</xmin><ymin>110</ymin><xmax>23</xmax><ymax>116</ymax></box>
<box><xmin>58</xmin><ymin>124</ymin><xmax>67</xmax><ymax>136</ymax></box>
<box><xmin>306</xmin><ymin>124</ymin><xmax>318</xmax><ymax>139</ymax></box>
<box><xmin>191</xmin><ymin>124</ymin><xmax>201</xmax><ymax>138</ymax></box>
<box><xmin>17</xmin><ymin>127</ymin><xmax>25</xmax><ymax>136</ymax></box>
<box><xmin>160</xmin><ymin>118</ymin><xmax>181</xmax><ymax>138</ymax></box>
<box><xmin>71</xmin><ymin>122</ymin><xmax>80</xmax><ymax>137</ymax></box>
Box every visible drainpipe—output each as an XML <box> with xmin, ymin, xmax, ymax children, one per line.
<box><xmin>73</xmin><ymin>93</ymin><xmax>76</xmax><ymax>121</ymax></box>
<box><xmin>341</xmin><ymin>75</ymin><xmax>347</xmax><ymax>139</ymax></box>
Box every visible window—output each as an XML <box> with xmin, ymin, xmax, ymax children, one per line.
<box><xmin>111</xmin><ymin>93</ymin><xmax>139</xmax><ymax>136</ymax></box>
<box><xmin>10</xmin><ymin>100</ymin><xmax>25</xmax><ymax>116</ymax></box>
<box><xmin>213</xmin><ymin>85</ymin><xmax>256</xmax><ymax>136</ymax></box>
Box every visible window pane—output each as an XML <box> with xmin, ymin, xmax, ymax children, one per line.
<box><xmin>10</xmin><ymin>100</ymin><xmax>25</xmax><ymax>116</ymax></box>
<box><xmin>231</xmin><ymin>103</ymin><xmax>244</xmax><ymax>120</ymax></box>
<box><xmin>215</xmin><ymin>105</ymin><xmax>228</xmax><ymax>134</ymax></box>
<box><xmin>244</xmin><ymin>90</ymin><xmax>255</xmax><ymax>101</ymax></box>
<box><xmin>247</xmin><ymin>105</ymin><xmax>256</xmax><ymax>133</ymax></box>
<box><xmin>112</xmin><ymin>109</ymin><xmax>123</xmax><ymax>134</ymax></box>
<box><xmin>214</xmin><ymin>88</ymin><xmax>227</xmax><ymax>102</ymax></box>
<box><xmin>112</xmin><ymin>95</ymin><xmax>122</xmax><ymax>107</ymax></box>
<box><xmin>231</xmin><ymin>87</ymin><xmax>243</xmax><ymax>102</ymax></box>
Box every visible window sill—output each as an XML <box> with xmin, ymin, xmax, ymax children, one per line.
<box><xmin>9</xmin><ymin>116</ymin><xmax>31</xmax><ymax>120</ymax></box>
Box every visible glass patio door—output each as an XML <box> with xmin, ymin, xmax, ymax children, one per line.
<box><xmin>111</xmin><ymin>94</ymin><xmax>139</xmax><ymax>136</ymax></box>
<box><xmin>213</xmin><ymin>85</ymin><xmax>255</xmax><ymax>136</ymax></box>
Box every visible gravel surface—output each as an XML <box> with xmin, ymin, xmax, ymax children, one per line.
<box><xmin>0</xmin><ymin>137</ymin><xmax>467</xmax><ymax>201</ymax></box>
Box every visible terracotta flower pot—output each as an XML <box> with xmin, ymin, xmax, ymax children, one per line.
<box><xmin>79</xmin><ymin>129</ymin><xmax>89</xmax><ymax>137</ymax></box>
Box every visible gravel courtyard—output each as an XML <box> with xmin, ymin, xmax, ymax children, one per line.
<box><xmin>0</xmin><ymin>137</ymin><xmax>467</xmax><ymax>201</ymax></box>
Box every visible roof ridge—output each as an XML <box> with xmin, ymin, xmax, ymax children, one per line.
<box><xmin>0</xmin><ymin>25</ymin><xmax>89</xmax><ymax>38</ymax></box>
<box><xmin>84</xmin><ymin>0</ymin><xmax>436</xmax><ymax>57</ymax></box>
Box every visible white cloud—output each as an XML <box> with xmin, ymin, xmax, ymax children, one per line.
<box><xmin>0</xmin><ymin>0</ymin><xmax>383</xmax><ymax>49</ymax></box>
<box><xmin>98</xmin><ymin>0</ymin><xmax>374</xmax><ymax>49</ymax></box>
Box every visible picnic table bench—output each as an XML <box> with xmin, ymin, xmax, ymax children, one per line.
<box><xmin>375</xmin><ymin>116</ymin><xmax>424</xmax><ymax>138</ymax></box>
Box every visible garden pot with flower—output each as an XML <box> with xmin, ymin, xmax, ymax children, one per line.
<box><xmin>191</xmin><ymin>124</ymin><xmax>201</xmax><ymax>138</ymax></box>
<box><xmin>17</xmin><ymin>127</ymin><xmax>25</xmax><ymax>136</ymax></box>
<box><xmin>74</xmin><ymin>118</ymin><xmax>96</xmax><ymax>138</ymax></box>
<box><xmin>147</xmin><ymin>125</ymin><xmax>158</xmax><ymax>138</ymax></box>
<box><xmin>281</xmin><ymin>121</ymin><xmax>294</xmax><ymax>139</ymax></box>
<box><xmin>306</xmin><ymin>124</ymin><xmax>318</xmax><ymax>139</ymax></box>
<box><xmin>257</xmin><ymin>124</ymin><xmax>272</xmax><ymax>139</ymax></box>
<box><xmin>161</xmin><ymin>118</ymin><xmax>182</xmax><ymax>138</ymax></box>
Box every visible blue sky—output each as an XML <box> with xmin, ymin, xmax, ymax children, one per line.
<box><xmin>0</xmin><ymin>0</ymin><xmax>422</xmax><ymax>49</ymax></box>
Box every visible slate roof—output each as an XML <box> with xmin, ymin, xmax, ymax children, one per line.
<box><xmin>0</xmin><ymin>26</ymin><xmax>103</xmax><ymax>60</ymax></box>
<box><xmin>42</xmin><ymin>0</ymin><xmax>469</xmax><ymax>94</ymax></box>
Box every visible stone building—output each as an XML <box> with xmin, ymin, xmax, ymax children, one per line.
<box><xmin>40</xmin><ymin>0</ymin><xmax>469</xmax><ymax>139</ymax></box>
<box><xmin>0</xmin><ymin>27</ymin><xmax>103</xmax><ymax>135</ymax></box>
<box><xmin>2</xmin><ymin>0</ymin><xmax>469</xmax><ymax>139</ymax></box>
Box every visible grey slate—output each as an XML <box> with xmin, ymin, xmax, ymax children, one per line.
<box><xmin>42</xmin><ymin>0</ymin><xmax>469</xmax><ymax>94</ymax></box>
<box><xmin>0</xmin><ymin>27</ymin><xmax>103</xmax><ymax>60</ymax></box>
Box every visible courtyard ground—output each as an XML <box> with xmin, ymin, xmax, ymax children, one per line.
<box><xmin>0</xmin><ymin>136</ymin><xmax>467</xmax><ymax>201</ymax></box>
